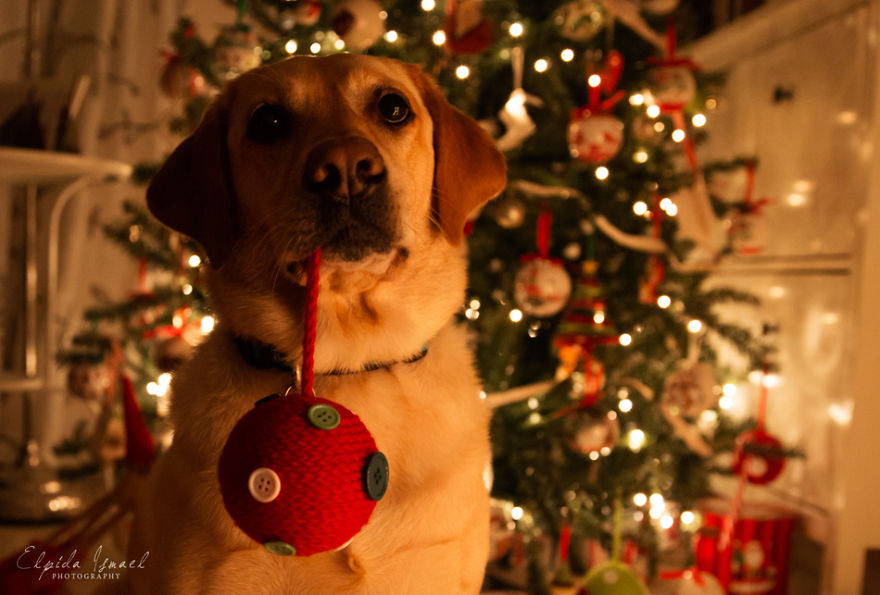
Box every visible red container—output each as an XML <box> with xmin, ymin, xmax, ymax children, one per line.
<box><xmin>694</xmin><ymin>498</ymin><xmax>796</xmax><ymax>595</ymax></box>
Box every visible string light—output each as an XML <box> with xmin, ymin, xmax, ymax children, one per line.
<box><xmin>692</xmin><ymin>113</ymin><xmax>707</xmax><ymax>127</ymax></box>
<box><xmin>665</xmin><ymin>203</ymin><xmax>678</xmax><ymax>216</ymax></box>
<box><xmin>509</xmin><ymin>22</ymin><xmax>524</xmax><ymax>37</ymax></box>
<box><xmin>527</xmin><ymin>397</ymin><xmax>539</xmax><ymax>410</ymax></box>
<box><xmin>646</xmin><ymin>104</ymin><xmax>661</xmax><ymax>118</ymax></box>
<box><xmin>310</xmin><ymin>42</ymin><xmax>321</xmax><ymax>54</ymax></box>
<box><xmin>628</xmin><ymin>428</ymin><xmax>646</xmax><ymax>451</ymax></box>
<box><xmin>619</xmin><ymin>398</ymin><xmax>633</xmax><ymax>413</ymax></box>
<box><xmin>633</xmin><ymin>492</ymin><xmax>648</xmax><ymax>507</ymax></box>
<box><xmin>384</xmin><ymin>30</ymin><xmax>398</xmax><ymax>42</ymax></box>
<box><xmin>421</xmin><ymin>0</ymin><xmax>436</xmax><ymax>10</ymax></box>
<box><xmin>633</xmin><ymin>150</ymin><xmax>649</xmax><ymax>164</ymax></box>
<box><xmin>465</xmin><ymin>308</ymin><xmax>479</xmax><ymax>320</ymax></box>
<box><xmin>632</xmin><ymin>201</ymin><xmax>649</xmax><ymax>215</ymax></box>
<box><xmin>560</xmin><ymin>48</ymin><xmax>574</xmax><ymax>62</ymax></box>
<box><xmin>660</xmin><ymin>514</ymin><xmax>674</xmax><ymax>529</ymax></box>
<box><xmin>659</xmin><ymin>198</ymin><xmax>672</xmax><ymax>210</ymax></box>
<box><xmin>619</xmin><ymin>333</ymin><xmax>632</xmax><ymax>346</ymax></box>
<box><xmin>511</xmin><ymin>506</ymin><xmax>524</xmax><ymax>520</ymax></box>
<box><xmin>469</xmin><ymin>298</ymin><xmax>481</xmax><ymax>309</ymax></box>
<box><xmin>188</xmin><ymin>254</ymin><xmax>201</xmax><ymax>268</ymax></box>
<box><xmin>657</xmin><ymin>295</ymin><xmax>671</xmax><ymax>309</ymax></box>
<box><xmin>589</xmin><ymin>451</ymin><xmax>600</xmax><ymax>460</ymax></box>
<box><xmin>671</xmin><ymin>128</ymin><xmax>686</xmax><ymax>142</ymax></box>
<box><xmin>595</xmin><ymin>166</ymin><xmax>609</xmax><ymax>180</ymax></box>
<box><xmin>722</xmin><ymin>383</ymin><xmax>737</xmax><ymax>396</ymax></box>
<box><xmin>629</xmin><ymin>93</ymin><xmax>645</xmax><ymax>106</ymax></box>
<box><xmin>432</xmin><ymin>30</ymin><xmax>446</xmax><ymax>45</ymax></box>
<box><xmin>719</xmin><ymin>394</ymin><xmax>734</xmax><ymax>410</ymax></box>
<box><xmin>334</xmin><ymin>39</ymin><xmax>345</xmax><ymax>50</ymax></box>
<box><xmin>680</xmin><ymin>510</ymin><xmax>697</xmax><ymax>526</ymax></box>
<box><xmin>687</xmin><ymin>319</ymin><xmax>703</xmax><ymax>333</ymax></box>
<box><xmin>455</xmin><ymin>65</ymin><xmax>471</xmax><ymax>79</ymax></box>
<box><xmin>182</xmin><ymin>283</ymin><xmax>193</xmax><ymax>296</ymax></box>
<box><xmin>600</xmin><ymin>446</ymin><xmax>611</xmax><ymax>456</ymax></box>
<box><xmin>653</xmin><ymin>121</ymin><xmax>665</xmax><ymax>133</ymax></box>
<box><xmin>593</xmin><ymin>311</ymin><xmax>605</xmax><ymax>324</ymax></box>
<box><xmin>587</xmin><ymin>74</ymin><xmax>601</xmax><ymax>88</ymax></box>
<box><xmin>509</xmin><ymin>308</ymin><xmax>523</xmax><ymax>322</ymax></box>
<box><xmin>201</xmin><ymin>315</ymin><xmax>215</xmax><ymax>334</ymax></box>
<box><xmin>284</xmin><ymin>40</ymin><xmax>297</xmax><ymax>54</ymax></box>
<box><xmin>534</xmin><ymin>58</ymin><xmax>549</xmax><ymax>73</ymax></box>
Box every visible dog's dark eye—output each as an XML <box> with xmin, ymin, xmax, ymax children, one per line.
<box><xmin>377</xmin><ymin>93</ymin><xmax>410</xmax><ymax>125</ymax></box>
<box><xmin>247</xmin><ymin>104</ymin><xmax>290</xmax><ymax>144</ymax></box>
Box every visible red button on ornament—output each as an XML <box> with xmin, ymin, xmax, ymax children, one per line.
<box><xmin>218</xmin><ymin>393</ymin><xmax>387</xmax><ymax>556</ymax></box>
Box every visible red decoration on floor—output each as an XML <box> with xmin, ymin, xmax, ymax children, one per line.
<box><xmin>217</xmin><ymin>249</ymin><xmax>388</xmax><ymax>556</ymax></box>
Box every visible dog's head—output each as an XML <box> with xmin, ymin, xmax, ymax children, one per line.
<box><xmin>147</xmin><ymin>55</ymin><xmax>505</xmax><ymax>369</ymax></box>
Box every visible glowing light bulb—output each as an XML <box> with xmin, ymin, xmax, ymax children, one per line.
<box><xmin>633</xmin><ymin>201</ymin><xmax>649</xmax><ymax>215</ymax></box>
<box><xmin>455</xmin><ymin>65</ymin><xmax>471</xmax><ymax>79</ymax></box>
<box><xmin>158</xmin><ymin>373</ymin><xmax>172</xmax><ymax>387</ymax></box>
<box><xmin>646</xmin><ymin>104</ymin><xmax>661</xmax><ymax>118</ymax></box>
<box><xmin>589</xmin><ymin>450</ymin><xmax>600</xmax><ymax>460</ymax></box>
<box><xmin>659</xmin><ymin>197</ymin><xmax>672</xmax><ymax>210</ymax></box>
<box><xmin>687</xmin><ymin>319</ymin><xmax>703</xmax><ymax>333</ymax></box>
<box><xmin>188</xmin><ymin>254</ymin><xmax>201</xmax><ymax>268</ymax></box>
<box><xmin>619</xmin><ymin>398</ymin><xmax>633</xmax><ymax>413</ymax></box>
<box><xmin>469</xmin><ymin>299</ymin><xmax>481</xmax><ymax>309</ymax></box>
<box><xmin>619</xmin><ymin>333</ymin><xmax>632</xmax><ymax>346</ymax></box>
<box><xmin>509</xmin><ymin>22</ymin><xmax>524</xmax><ymax>37</ymax></box>
<box><xmin>432</xmin><ymin>30</ymin><xmax>446</xmax><ymax>46</ymax></box>
<box><xmin>284</xmin><ymin>40</ymin><xmax>297</xmax><ymax>54</ymax></box>
<box><xmin>629</xmin><ymin>93</ymin><xmax>645</xmax><ymax>106</ymax></box>
<box><xmin>384</xmin><ymin>30</ymin><xmax>398</xmax><ymax>43</ymax></box>
<box><xmin>628</xmin><ymin>428</ymin><xmax>645</xmax><ymax>450</ymax></box>
<box><xmin>182</xmin><ymin>283</ymin><xmax>193</xmax><ymax>296</ymax></box>
<box><xmin>660</xmin><ymin>514</ymin><xmax>674</xmax><ymax>529</ymax></box>
<box><xmin>509</xmin><ymin>308</ymin><xmax>523</xmax><ymax>323</ymax></box>
<box><xmin>633</xmin><ymin>150</ymin><xmax>649</xmax><ymax>164</ymax></box>
<box><xmin>560</xmin><ymin>48</ymin><xmax>574</xmax><ymax>62</ymax></box>
<box><xmin>692</xmin><ymin>113</ymin><xmax>707</xmax><ymax>127</ymax></box>
<box><xmin>527</xmin><ymin>397</ymin><xmax>539</xmax><ymax>410</ymax></box>
<box><xmin>334</xmin><ymin>39</ymin><xmax>345</xmax><ymax>50</ymax></box>
<box><xmin>653</xmin><ymin>121</ymin><xmax>665</xmax><ymax>133</ymax></box>
<box><xmin>657</xmin><ymin>295</ymin><xmax>671</xmax><ymax>309</ymax></box>
<box><xmin>534</xmin><ymin>59</ymin><xmax>549</xmax><ymax>73</ymax></box>
<box><xmin>310</xmin><ymin>42</ymin><xmax>321</xmax><ymax>54</ymax></box>
<box><xmin>593</xmin><ymin>311</ymin><xmax>605</xmax><ymax>324</ymax></box>
<box><xmin>680</xmin><ymin>510</ymin><xmax>696</xmax><ymax>526</ymax></box>
<box><xmin>511</xmin><ymin>506</ymin><xmax>524</xmax><ymax>520</ymax></box>
<box><xmin>595</xmin><ymin>166</ymin><xmax>609</xmax><ymax>180</ymax></box>
<box><xmin>633</xmin><ymin>492</ymin><xmax>648</xmax><ymax>507</ymax></box>
<box><xmin>719</xmin><ymin>395</ymin><xmax>734</xmax><ymax>410</ymax></box>
<box><xmin>666</xmin><ymin>203</ymin><xmax>678</xmax><ymax>216</ymax></box>
<box><xmin>201</xmin><ymin>315</ymin><xmax>215</xmax><ymax>334</ymax></box>
<box><xmin>587</xmin><ymin>74</ymin><xmax>601</xmax><ymax>88</ymax></box>
<box><xmin>722</xmin><ymin>383</ymin><xmax>737</xmax><ymax>396</ymax></box>
<box><xmin>671</xmin><ymin>128</ymin><xmax>686</xmax><ymax>142</ymax></box>
<box><xmin>421</xmin><ymin>0</ymin><xmax>436</xmax><ymax>10</ymax></box>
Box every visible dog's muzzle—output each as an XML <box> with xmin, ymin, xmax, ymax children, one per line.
<box><xmin>305</xmin><ymin>136</ymin><xmax>387</xmax><ymax>203</ymax></box>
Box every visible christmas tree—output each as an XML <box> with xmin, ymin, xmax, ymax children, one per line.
<box><xmin>58</xmin><ymin>0</ymin><xmax>798</xmax><ymax>590</ymax></box>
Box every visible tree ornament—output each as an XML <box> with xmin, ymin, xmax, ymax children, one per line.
<box><xmin>443</xmin><ymin>0</ymin><xmax>493</xmax><ymax>55</ymax></box>
<box><xmin>708</xmin><ymin>165</ymin><xmax>750</xmax><ymax>203</ymax></box>
<box><xmin>568</xmin><ymin>50</ymin><xmax>627</xmax><ymax>163</ymax></box>
<box><xmin>554</xmin><ymin>0</ymin><xmax>606</xmax><ymax>42</ymax></box>
<box><xmin>514</xmin><ymin>258</ymin><xmax>572</xmax><ymax>317</ymax></box>
<box><xmin>213</xmin><ymin>25</ymin><xmax>262</xmax><ymax>81</ymax></box>
<box><xmin>661</xmin><ymin>362</ymin><xmax>715</xmax><ymax>418</ymax></box>
<box><xmin>496</xmin><ymin>48</ymin><xmax>544</xmax><ymax>152</ymax></box>
<box><xmin>568</xmin><ymin>111</ymin><xmax>624</xmax><ymax>163</ymax></box>
<box><xmin>66</xmin><ymin>363</ymin><xmax>107</xmax><ymax>401</ymax></box>
<box><xmin>218</xmin><ymin>249</ymin><xmax>387</xmax><ymax>556</ymax></box>
<box><xmin>730</xmin><ymin>429</ymin><xmax>786</xmax><ymax>485</ymax></box>
<box><xmin>159</xmin><ymin>56</ymin><xmax>205</xmax><ymax>99</ymax></box>
<box><xmin>566</xmin><ymin>409</ymin><xmax>619</xmax><ymax>455</ymax></box>
<box><xmin>649</xmin><ymin>64</ymin><xmax>696</xmax><ymax>111</ymax></box>
<box><xmin>492</xmin><ymin>195</ymin><xmax>526</xmax><ymax>229</ymax></box>
<box><xmin>583</xmin><ymin>561</ymin><xmax>648</xmax><ymax>595</ymax></box>
<box><xmin>331</xmin><ymin>0</ymin><xmax>385</xmax><ymax>51</ymax></box>
<box><xmin>292</xmin><ymin>0</ymin><xmax>322</xmax><ymax>26</ymax></box>
<box><xmin>641</xmin><ymin>0</ymin><xmax>681</xmax><ymax>15</ymax></box>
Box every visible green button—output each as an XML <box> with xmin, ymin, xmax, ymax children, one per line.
<box><xmin>363</xmin><ymin>452</ymin><xmax>389</xmax><ymax>501</ymax></box>
<box><xmin>264</xmin><ymin>540</ymin><xmax>296</xmax><ymax>556</ymax></box>
<box><xmin>307</xmin><ymin>404</ymin><xmax>341</xmax><ymax>430</ymax></box>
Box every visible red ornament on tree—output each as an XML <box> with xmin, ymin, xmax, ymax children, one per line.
<box><xmin>217</xmin><ymin>250</ymin><xmax>388</xmax><ymax>556</ymax></box>
<box><xmin>444</xmin><ymin>0</ymin><xmax>494</xmax><ymax>55</ymax></box>
<box><xmin>568</xmin><ymin>50</ymin><xmax>626</xmax><ymax>164</ymax></box>
<box><xmin>730</xmin><ymin>429</ymin><xmax>785</xmax><ymax>486</ymax></box>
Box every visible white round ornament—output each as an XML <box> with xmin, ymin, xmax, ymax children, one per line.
<box><xmin>650</xmin><ymin>65</ymin><xmax>696</xmax><ymax>110</ymax></box>
<box><xmin>493</xmin><ymin>195</ymin><xmax>526</xmax><ymax>229</ymax></box>
<box><xmin>514</xmin><ymin>258</ymin><xmax>572</xmax><ymax>317</ymax></box>
<box><xmin>568</xmin><ymin>111</ymin><xmax>624</xmax><ymax>164</ymax></box>
<box><xmin>331</xmin><ymin>0</ymin><xmax>385</xmax><ymax>51</ymax></box>
<box><xmin>662</xmin><ymin>363</ymin><xmax>716</xmax><ymax>418</ymax></box>
<box><xmin>708</xmin><ymin>166</ymin><xmax>750</xmax><ymax>203</ymax></box>
<box><xmin>554</xmin><ymin>0</ymin><xmax>606</xmax><ymax>42</ymax></box>
<box><xmin>641</xmin><ymin>0</ymin><xmax>680</xmax><ymax>15</ymax></box>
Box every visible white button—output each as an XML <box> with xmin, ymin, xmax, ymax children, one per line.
<box><xmin>248</xmin><ymin>467</ymin><xmax>281</xmax><ymax>503</ymax></box>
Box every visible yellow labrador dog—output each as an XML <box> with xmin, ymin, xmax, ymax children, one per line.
<box><xmin>126</xmin><ymin>55</ymin><xmax>505</xmax><ymax>594</ymax></box>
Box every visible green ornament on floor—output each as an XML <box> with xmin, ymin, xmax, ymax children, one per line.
<box><xmin>582</xmin><ymin>561</ymin><xmax>647</xmax><ymax>595</ymax></box>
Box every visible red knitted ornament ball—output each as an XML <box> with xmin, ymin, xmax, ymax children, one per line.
<box><xmin>218</xmin><ymin>392</ymin><xmax>388</xmax><ymax>556</ymax></box>
<box><xmin>731</xmin><ymin>429</ymin><xmax>785</xmax><ymax>486</ymax></box>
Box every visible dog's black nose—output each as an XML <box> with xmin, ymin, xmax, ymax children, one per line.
<box><xmin>305</xmin><ymin>137</ymin><xmax>386</xmax><ymax>201</ymax></box>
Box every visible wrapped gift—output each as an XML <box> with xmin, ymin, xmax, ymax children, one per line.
<box><xmin>694</xmin><ymin>499</ymin><xmax>796</xmax><ymax>595</ymax></box>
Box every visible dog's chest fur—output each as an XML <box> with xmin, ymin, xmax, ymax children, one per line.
<box><xmin>129</xmin><ymin>323</ymin><xmax>490</xmax><ymax>594</ymax></box>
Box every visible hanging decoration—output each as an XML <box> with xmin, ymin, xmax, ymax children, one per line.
<box><xmin>728</xmin><ymin>161</ymin><xmax>771</xmax><ymax>256</ymax></box>
<box><xmin>514</xmin><ymin>211</ymin><xmax>573</xmax><ymax>318</ymax></box>
<box><xmin>581</xmin><ymin>495</ymin><xmax>649</xmax><ymax>594</ymax></box>
<box><xmin>331</xmin><ymin>0</ymin><xmax>386</xmax><ymax>51</ymax></box>
<box><xmin>638</xmin><ymin>194</ymin><xmax>666</xmax><ymax>304</ymax></box>
<box><xmin>730</xmin><ymin>365</ymin><xmax>786</xmax><ymax>485</ymax></box>
<box><xmin>290</xmin><ymin>0</ymin><xmax>322</xmax><ymax>26</ymax></box>
<box><xmin>554</xmin><ymin>0</ymin><xmax>607</xmax><ymax>42</ymax></box>
<box><xmin>492</xmin><ymin>194</ymin><xmax>527</xmax><ymax>229</ymax></box>
<box><xmin>213</xmin><ymin>25</ymin><xmax>263</xmax><ymax>80</ymax></box>
<box><xmin>443</xmin><ymin>0</ymin><xmax>494</xmax><ymax>55</ymax></box>
<box><xmin>218</xmin><ymin>250</ymin><xmax>389</xmax><ymax>557</ymax></box>
<box><xmin>565</xmin><ymin>408</ymin><xmax>619</xmax><ymax>455</ymax></box>
<box><xmin>496</xmin><ymin>46</ymin><xmax>544</xmax><ymax>152</ymax></box>
<box><xmin>568</xmin><ymin>51</ymin><xmax>626</xmax><ymax>163</ymax></box>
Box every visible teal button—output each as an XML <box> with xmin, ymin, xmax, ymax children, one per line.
<box><xmin>264</xmin><ymin>540</ymin><xmax>296</xmax><ymax>556</ymax></box>
<box><xmin>307</xmin><ymin>404</ymin><xmax>341</xmax><ymax>430</ymax></box>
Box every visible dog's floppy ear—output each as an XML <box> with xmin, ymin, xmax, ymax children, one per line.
<box><xmin>146</xmin><ymin>102</ymin><xmax>238</xmax><ymax>267</ymax></box>
<box><xmin>407</xmin><ymin>65</ymin><xmax>506</xmax><ymax>245</ymax></box>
